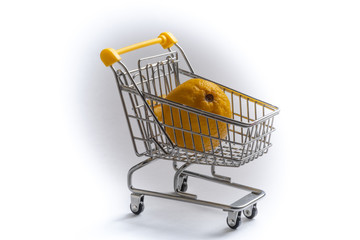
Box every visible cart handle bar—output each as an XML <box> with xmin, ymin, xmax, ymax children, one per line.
<box><xmin>100</xmin><ymin>32</ymin><xmax>178</xmax><ymax>67</ymax></box>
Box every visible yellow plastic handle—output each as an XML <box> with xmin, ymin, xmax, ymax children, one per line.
<box><xmin>100</xmin><ymin>32</ymin><xmax>178</xmax><ymax>67</ymax></box>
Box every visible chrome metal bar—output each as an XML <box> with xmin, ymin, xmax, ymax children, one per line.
<box><xmin>183</xmin><ymin>169</ymin><xmax>264</xmax><ymax>194</ymax></box>
<box><xmin>211</xmin><ymin>165</ymin><xmax>231</xmax><ymax>182</ymax></box>
<box><xmin>118</xmin><ymin>61</ymin><xmax>175</xmax><ymax>155</ymax></box>
<box><xmin>173</xmin><ymin>43</ymin><xmax>194</xmax><ymax>73</ymax></box>
<box><xmin>121</xmin><ymin>84</ymin><xmax>278</xmax><ymax>128</ymax></box>
<box><xmin>128</xmin><ymin>158</ymin><xmax>265</xmax><ymax>212</ymax></box>
<box><xmin>112</xmin><ymin>70</ymin><xmax>143</xmax><ymax>157</ymax></box>
<box><xmin>128</xmin><ymin>157</ymin><xmax>158</xmax><ymax>191</ymax></box>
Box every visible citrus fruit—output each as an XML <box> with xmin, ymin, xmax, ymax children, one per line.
<box><xmin>158</xmin><ymin>78</ymin><xmax>232</xmax><ymax>152</ymax></box>
<box><xmin>147</xmin><ymin>95</ymin><xmax>166</xmax><ymax>118</ymax></box>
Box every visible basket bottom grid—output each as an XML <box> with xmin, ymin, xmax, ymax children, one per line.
<box><xmin>147</xmin><ymin>143</ymin><xmax>272</xmax><ymax>167</ymax></box>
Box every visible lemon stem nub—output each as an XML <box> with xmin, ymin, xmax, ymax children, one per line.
<box><xmin>205</xmin><ymin>94</ymin><xmax>214</xmax><ymax>102</ymax></box>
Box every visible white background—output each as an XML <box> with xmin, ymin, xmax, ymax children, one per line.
<box><xmin>1</xmin><ymin>0</ymin><xmax>360</xmax><ymax>239</ymax></box>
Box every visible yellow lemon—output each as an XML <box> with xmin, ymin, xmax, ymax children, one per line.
<box><xmin>157</xmin><ymin>78</ymin><xmax>232</xmax><ymax>152</ymax></box>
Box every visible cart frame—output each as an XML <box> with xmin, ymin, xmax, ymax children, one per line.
<box><xmin>100</xmin><ymin>32</ymin><xmax>279</xmax><ymax>229</ymax></box>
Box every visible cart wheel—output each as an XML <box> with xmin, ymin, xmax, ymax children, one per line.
<box><xmin>130</xmin><ymin>202</ymin><xmax>144</xmax><ymax>215</ymax></box>
<box><xmin>180</xmin><ymin>175</ymin><xmax>188</xmax><ymax>192</ymax></box>
<box><xmin>226</xmin><ymin>211</ymin><xmax>241</xmax><ymax>229</ymax></box>
<box><xmin>243</xmin><ymin>204</ymin><xmax>258</xmax><ymax>219</ymax></box>
<box><xmin>130</xmin><ymin>194</ymin><xmax>144</xmax><ymax>215</ymax></box>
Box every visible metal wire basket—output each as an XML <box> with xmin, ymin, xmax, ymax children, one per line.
<box><xmin>100</xmin><ymin>32</ymin><xmax>279</xmax><ymax>229</ymax></box>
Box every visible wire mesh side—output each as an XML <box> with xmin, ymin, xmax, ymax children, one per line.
<box><xmin>114</xmin><ymin>53</ymin><xmax>179</xmax><ymax>157</ymax></box>
<box><xmin>114</xmin><ymin>52</ymin><xmax>278</xmax><ymax>167</ymax></box>
<box><xmin>120</xmin><ymin>87</ymin><xmax>276</xmax><ymax>167</ymax></box>
<box><xmin>154</xmin><ymin>100</ymin><xmax>275</xmax><ymax>167</ymax></box>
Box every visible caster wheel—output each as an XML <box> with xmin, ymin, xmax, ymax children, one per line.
<box><xmin>243</xmin><ymin>204</ymin><xmax>258</xmax><ymax>219</ymax></box>
<box><xmin>180</xmin><ymin>176</ymin><xmax>188</xmax><ymax>192</ymax></box>
<box><xmin>130</xmin><ymin>202</ymin><xmax>144</xmax><ymax>215</ymax></box>
<box><xmin>226</xmin><ymin>212</ymin><xmax>241</xmax><ymax>229</ymax></box>
<box><xmin>130</xmin><ymin>194</ymin><xmax>144</xmax><ymax>215</ymax></box>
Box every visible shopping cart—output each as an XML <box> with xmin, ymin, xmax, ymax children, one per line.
<box><xmin>100</xmin><ymin>32</ymin><xmax>279</xmax><ymax>229</ymax></box>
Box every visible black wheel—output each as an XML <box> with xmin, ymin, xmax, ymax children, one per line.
<box><xmin>227</xmin><ymin>214</ymin><xmax>241</xmax><ymax>229</ymax></box>
<box><xmin>243</xmin><ymin>204</ymin><xmax>258</xmax><ymax>219</ymax></box>
<box><xmin>130</xmin><ymin>202</ymin><xmax>144</xmax><ymax>215</ymax></box>
<box><xmin>180</xmin><ymin>176</ymin><xmax>188</xmax><ymax>192</ymax></box>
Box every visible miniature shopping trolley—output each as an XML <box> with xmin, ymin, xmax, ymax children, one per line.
<box><xmin>100</xmin><ymin>32</ymin><xmax>279</xmax><ymax>229</ymax></box>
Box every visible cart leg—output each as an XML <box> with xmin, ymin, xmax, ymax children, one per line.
<box><xmin>126</xmin><ymin>157</ymin><xmax>264</xmax><ymax>229</ymax></box>
<box><xmin>211</xmin><ymin>165</ymin><xmax>231</xmax><ymax>182</ymax></box>
<box><xmin>127</xmin><ymin>157</ymin><xmax>158</xmax><ymax>215</ymax></box>
<box><xmin>127</xmin><ymin>157</ymin><xmax>157</xmax><ymax>192</ymax></box>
